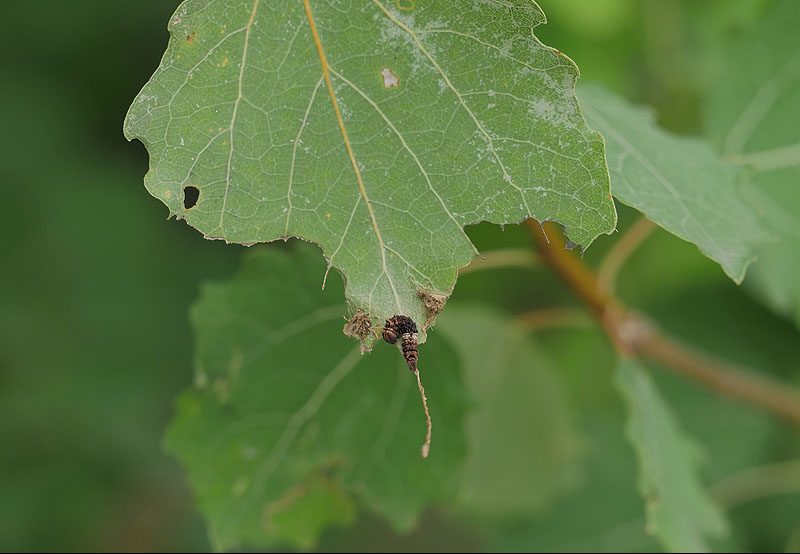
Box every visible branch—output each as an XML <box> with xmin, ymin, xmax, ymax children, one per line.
<box><xmin>459</xmin><ymin>248</ymin><xmax>538</xmax><ymax>275</ymax></box>
<box><xmin>597</xmin><ymin>217</ymin><xmax>657</xmax><ymax>295</ymax></box>
<box><xmin>517</xmin><ymin>308</ymin><xmax>592</xmax><ymax>332</ymax></box>
<box><xmin>527</xmin><ymin>221</ymin><xmax>616</xmax><ymax>319</ymax></box>
<box><xmin>710</xmin><ymin>460</ymin><xmax>800</xmax><ymax>508</ymax></box>
<box><xmin>525</xmin><ymin>220</ymin><xmax>800</xmax><ymax>428</ymax></box>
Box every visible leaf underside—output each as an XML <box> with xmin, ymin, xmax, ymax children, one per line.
<box><xmin>125</xmin><ymin>0</ymin><xmax>616</xmax><ymax>337</ymax></box>
<box><xmin>580</xmin><ymin>85</ymin><xmax>770</xmax><ymax>283</ymax></box>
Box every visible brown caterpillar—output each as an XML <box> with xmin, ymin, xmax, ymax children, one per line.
<box><xmin>382</xmin><ymin>314</ymin><xmax>430</xmax><ymax>458</ymax></box>
<box><xmin>382</xmin><ymin>315</ymin><xmax>418</xmax><ymax>372</ymax></box>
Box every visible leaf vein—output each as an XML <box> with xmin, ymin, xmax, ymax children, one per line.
<box><xmin>219</xmin><ymin>0</ymin><xmax>261</xmax><ymax>234</ymax></box>
<box><xmin>304</xmin><ymin>0</ymin><xmax>403</xmax><ymax>314</ymax></box>
<box><xmin>331</xmin><ymin>68</ymin><xmax>477</xmax><ymax>257</ymax></box>
<box><xmin>286</xmin><ymin>77</ymin><xmax>324</xmax><ymax>236</ymax></box>
<box><xmin>370</xmin><ymin>0</ymin><xmax>533</xmax><ymax>218</ymax></box>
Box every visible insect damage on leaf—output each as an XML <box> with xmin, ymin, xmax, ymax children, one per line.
<box><xmin>342</xmin><ymin>309</ymin><xmax>373</xmax><ymax>353</ymax></box>
<box><xmin>124</xmin><ymin>0</ymin><xmax>617</xmax><ymax>344</ymax></box>
<box><xmin>183</xmin><ymin>185</ymin><xmax>200</xmax><ymax>209</ymax></box>
<box><xmin>380</xmin><ymin>66</ymin><xmax>400</xmax><ymax>88</ymax></box>
<box><xmin>417</xmin><ymin>289</ymin><xmax>447</xmax><ymax>330</ymax></box>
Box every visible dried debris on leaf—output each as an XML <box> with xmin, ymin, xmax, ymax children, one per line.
<box><xmin>343</xmin><ymin>310</ymin><xmax>372</xmax><ymax>353</ymax></box>
<box><xmin>417</xmin><ymin>290</ymin><xmax>447</xmax><ymax>331</ymax></box>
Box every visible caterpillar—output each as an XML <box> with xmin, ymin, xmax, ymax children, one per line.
<box><xmin>382</xmin><ymin>315</ymin><xmax>418</xmax><ymax>372</ymax></box>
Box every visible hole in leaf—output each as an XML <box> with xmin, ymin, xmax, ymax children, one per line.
<box><xmin>183</xmin><ymin>186</ymin><xmax>200</xmax><ymax>209</ymax></box>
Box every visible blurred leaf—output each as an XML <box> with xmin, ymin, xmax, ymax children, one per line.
<box><xmin>580</xmin><ymin>84</ymin><xmax>770</xmax><ymax>283</ymax></box>
<box><xmin>436</xmin><ymin>306</ymin><xmax>583</xmax><ymax>518</ymax></box>
<box><xmin>165</xmin><ymin>244</ymin><xmax>466</xmax><ymax>550</ymax></box>
<box><xmin>266</xmin><ymin>474</ymin><xmax>356</xmax><ymax>550</ymax></box>
<box><xmin>705</xmin><ymin>0</ymin><xmax>800</xmax><ymax>328</ymax></box>
<box><xmin>615</xmin><ymin>358</ymin><xmax>729</xmax><ymax>552</ymax></box>
<box><xmin>124</xmin><ymin>0</ymin><xmax>616</xmax><ymax>334</ymax></box>
<box><xmin>682</xmin><ymin>0</ymin><xmax>772</xmax><ymax>92</ymax></box>
<box><xmin>539</xmin><ymin>0</ymin><xmax>635</xmax><ymax>38</ymax></box>
<box><xmin>790</xmin><ymin>528</ymin><xmax>800</xmax><ymax>553</ymax></box>
<box><xmin>490</xmin><ymin>421</ymin><xmax>658</xmax><ymax>553</ymax></box>
<box><xmin>0</xmin><ymin>77</ymin><xmax>239</xmax><ymax>551</ymax></box>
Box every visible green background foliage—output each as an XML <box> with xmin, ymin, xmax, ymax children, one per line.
<box><xmin>706</xmin><ymin>0</ymin><xmax>800</xmax><ymax>328</ymax></box>
<box><xmin>2</xmin><ymin>0</ymin><xmax>799</xmax><ymax>552</ymax></box>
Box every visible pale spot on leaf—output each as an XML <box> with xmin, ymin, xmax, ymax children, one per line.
<box><xmin>381</xmin><ymin>67</ymin><xmax>400</xmax><ymax>88</ymax></box>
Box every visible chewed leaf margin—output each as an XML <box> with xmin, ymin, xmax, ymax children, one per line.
<box><xmin>125</xmin><ymin>0</ymin><xmax>617</xmax><ymax>343</ymax></box>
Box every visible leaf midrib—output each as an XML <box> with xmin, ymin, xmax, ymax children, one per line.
<box><xmin>303</xmin><ymin>0</ymin><xmax>403</xmax><ymax>313</ymax></box>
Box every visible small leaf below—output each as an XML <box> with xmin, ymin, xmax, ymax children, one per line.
<box><xmin>615</xmin><ymin>357</ymin><xmax>728</xmax><ymax>552</ymax></box>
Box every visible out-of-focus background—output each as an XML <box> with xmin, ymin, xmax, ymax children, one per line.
<box><xmin>2</xmin><ymin>0</ymin><xmax>798</xmax><ymax>551</ymax></box>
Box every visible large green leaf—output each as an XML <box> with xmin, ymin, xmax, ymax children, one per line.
<box><xmin>705</xmin><ymin>0</ymin><xmax>800</xmax><ymax>326</ymax></box>
<box><xmin>436</xmin><ymin>306</ymin><xmax>583</xmax><ymax>518</ymax></box>
<box><xmin>165</xmin><ymin>243</ymin><xmax>466</xmax><ymax>550</ymax></box>
<box><xmin>615</xmin><ymin>358</ymin><xmax>728</xmax><ymax>552</ymax></box>
<box><xmin>124</xmin><ymin>0</ymin><xmax>616</xmax><ymax>336</ymax></box>
<box><xmin>580</xmin><ymin>85</ymin><xmax>770</xmax><ymax>283</ymax></box>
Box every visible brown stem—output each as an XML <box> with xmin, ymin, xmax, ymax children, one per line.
<box><xmin>459</xmin><ymin>248</ymin><xmax>538</xmax><ymax>275</ymax></box>
<box><xmin>517</xmin><ymin>308</ymin><xmax>592</xmax><ymax>332</ymax></box>
<box><xmin>598</xmin><ymin>217</ymin><xmax>657</xmax><ymax>295</ymax></box>
<box><xmin>710</xmin><ymin>460</ymin><xmax>800</xmax><ymax>508</ymax></box>
<box><xmin>527</xmin><ymin>221</ymin><xmax>615</xmax><ymax>318</ymax></box>
<box><xmin>527</xmin><ymin>221</ymin><xmax>629</xmax><ymax>351</ymax></box>
<box><xmin>526</xmin><ymin>220</ymin><xmax>800</xmax><ymax>428</ymax></box>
